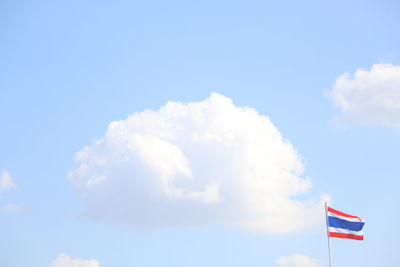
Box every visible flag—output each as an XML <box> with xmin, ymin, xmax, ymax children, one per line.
<box><xmin>326</xmin><ymin>206</ymin><xmax>365</xmax><ymax>240</ymax></box>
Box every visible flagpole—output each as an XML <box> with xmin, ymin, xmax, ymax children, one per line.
<box><xmin>325</xmin><ymin>202</ymin><xmax>333</xmax><ymax>267</ymax></box>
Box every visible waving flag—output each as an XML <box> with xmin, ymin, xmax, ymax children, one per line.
<box><xmin>326</xmin><ymin>206</ymin><xmax>365</xmax><ymax>240</ymax></box>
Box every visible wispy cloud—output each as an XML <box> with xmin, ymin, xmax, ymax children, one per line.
<box><xmin>51</xmin><ymin>253</ymin><xmax>100</xmax><ymax>267</ymax></box>
<box><xmin>0</xmin><ymin>169</ymin><xmax>17</xmax><ymax>192</ymax></box>
<box><xmin>1</xmin><ymin>203</ymin><xmax>30</xmax><ymax>214</ymax></box>
<box><xmin>276</xmin><ymin>254</ymin><xmax>324</xmax><ymax>267</ymax></box>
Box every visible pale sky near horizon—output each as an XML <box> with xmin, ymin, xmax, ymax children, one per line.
<box><xmin>1</xmin><ymin>0</ymin><xmax>400</xmax><ymax>266</ymax></box>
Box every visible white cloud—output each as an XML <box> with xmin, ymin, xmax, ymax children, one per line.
<box><xmin>1</xmin><ymin>203</ymin><xmax>29</xmax><ymax>214</ymax></box>
<box><xmin>51</xmin><ymin>253</ymin><xmax>100</xmax><ymax>267</ymax></box>
<box><xmin>0</xmin><ymin>169</ymin><xmax>17</xmax><ymax>192</ymax></box>
<box><xmin>327</xmin><ymin>63</ymin><xmax>400</xmax><ymax>127</ymax></box>
<box><xmin>68</xmin><ymin>93</ymin><xmax>326</xmax><ymax>233</ymax></box>
<box><xmin>276</xmin><ymin>254</ymin><xmax>324</xmax><ymax>267</ymax></box>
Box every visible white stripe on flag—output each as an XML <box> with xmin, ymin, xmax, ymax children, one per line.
<box><xmin>328</xmin><ymin>226</ymin><xmax>363</xmax><ymax>236</ymax></box>
<box><xmin>327</xmin><ymin>211</ymin><xmax>364</xmax><ymax>222</ymax></box>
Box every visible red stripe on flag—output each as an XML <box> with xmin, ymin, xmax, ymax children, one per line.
<box><xmin>329</xmin><ymin>232</ymin><xmax>364</xmax><ymax>240</ymax></box>
<box><xmin>327</xmin><ymin>207</ymin><xmax>361</xmax><ymax>220</ymax></box>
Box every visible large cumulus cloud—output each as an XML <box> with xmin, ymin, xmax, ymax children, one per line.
<box><xmin>68</xmin><ymin>93</ymin><xmax>325</xmax><ymax>233</ymax></box>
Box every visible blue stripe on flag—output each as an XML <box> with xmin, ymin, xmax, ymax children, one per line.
<box><xmin>328</xmin><ymin>216</ymin><xmax>365</xmax><ymax>231</ymax></box>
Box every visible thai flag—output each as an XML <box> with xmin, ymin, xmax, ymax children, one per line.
<box><xmin>327</xmin><ymin>206</ymin><xmax>365</xmax><ymax>241</ymax></box>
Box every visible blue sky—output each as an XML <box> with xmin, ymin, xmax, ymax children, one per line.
<box><xmin>1</xmin><ymin>0</ymin><xmax>400</xmax><ymax>266</ymax></box>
